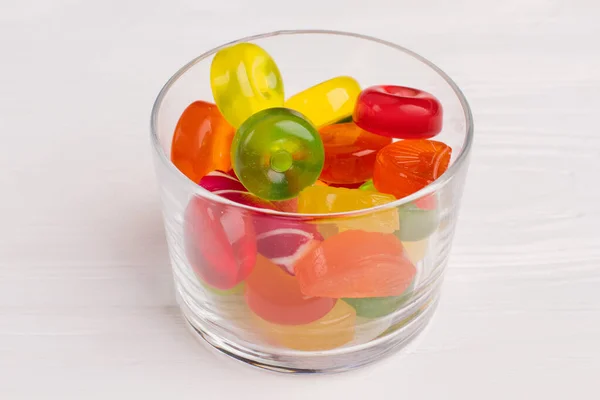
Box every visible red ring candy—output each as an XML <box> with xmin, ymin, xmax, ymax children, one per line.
<box><xmin>353</xmin><ymin>85</ymin><xmax>443</xmax><ymax>139</ymax></box>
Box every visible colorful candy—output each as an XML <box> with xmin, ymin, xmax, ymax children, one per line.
<box><xmin>210</xmin><ymin>43</ymin><xmax>284</xmax><ymax>128</ymax></box>
<box><xmin>297</xmin><ymin>186</ymin><xmax>399</xmax><ymax>233</ymax></box>
<box><xmin>373</xmin><ymin>139</ymin><xmax>451</xmax><ymax>199</ymax></box>
<box><xmin>318</xmin><ymin>122</ymin><xmax>391</xmax><ymax>184</ymax></box>
<box><xmin>285</xmin><ymin>76</ymin><xmax>361</xmax><ymax>127</ymax></box>
<box><xmin>231</xmin><ymin>107</ymin><xmax>324</xmax><ymax>201</ymax></box>
<box><xmin>397</xmin><ymin>202</ymin><xmax>439</xmax><ymax>241</ymax></box>
<box><xmin>171</xmin><ymin>101</ymin><xmax>234</xmax><ymax>183</ymax></box>
<box><xmin>251</xmin><ymin>300</ymin><xmax>356</xmax><ymax>351</ymax></box>
<box><xmin>244</xmin><ymin>254</ymin><xmax>335</xmax><ymax>325</ymax></box>
<box><xmin>343</xmin><ymin>287</ymin><xmax>413</xmax><ymax>319</ymax></box>
<box><xmin>295</xmin><ymin>230</ymin><xmax>416</xmax><ymax>298</ymax></box>
<box><xmin>184</xmin><ymin>195</ymin><xmax>256</xmax><ymax>290</ymax></box>
<box><xmin>354</xmin><ymin>85</ymin><xmax>443</xmax><ymax>139</ymax></box>
<box><xmin>253</xmin><ymin>214</ymin><xmax>323</xmax><ymax>275</ymax></box>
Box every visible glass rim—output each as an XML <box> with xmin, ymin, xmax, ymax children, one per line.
<box><xmin>150</xmin><ymin>29</ymin><xmax>474</xmax><ymax>218</ymax></box>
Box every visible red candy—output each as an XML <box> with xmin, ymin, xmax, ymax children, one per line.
<box><xmin>318</xmin><ymin>122</ymin><xmax>391</xmax><ymax>185</ymax></box>
<box><xmin>353</xmin><ymin>86</ymin><xmax>443</xmax><ymax>139</ymax></box>
<box><xmin>200</xmin><ymin>171</ymin><xmax>275</xmax><ymax>210</ymax></box>
<box><xmin>184</xmin><ymin>195</ymin><xmax>256</xmax><ymax>290</ymax></box>
<box><xmin>171</xmin><ymin>101</ymin><xmax>235</xmax><ymax>183</ymax></box>
<box><xmin>245</xmin><ymin>253</ymin><xmax>335</xmax><ymax>325</ymax></box>
<box><xmin>373</xmin><ymin>140</ymin><xmax>451</xmax><ymax>199</ymax></box>
<box><xmin>253</xmin><ymin>215</ymin><xmax>323</xmax><ymax>275</ymax></box>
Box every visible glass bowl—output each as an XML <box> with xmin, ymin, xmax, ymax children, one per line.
<box><xmin>150</xmin><ymin>30</ymin><xmax>473</xmax><ymax>373</ymax></box>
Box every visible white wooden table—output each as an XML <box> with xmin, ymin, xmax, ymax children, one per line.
<box><xmin>1</xmin><ymin>1</ymin><xmax>599</xmax><ymax>398</ymax></box>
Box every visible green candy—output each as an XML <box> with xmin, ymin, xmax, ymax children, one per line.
<box><xmin>333</xmin><ymin>115</ymin><xmax>353</xmax><ymax>124</ymax></box>
<box><xmin>396</xmin><ymin>202</ymin><xmax>439</xmax><ymax>241</ymax></box>
<box><xmin>359</xmin><ymin>179</ymin><xmax>375</xmax><ymax>191</ymax></box>
<box><xmin>231</xmin><ymin>108</ymin><xmax>324</xmax><ymax>201</ymax></box>
<box><xmin>343</xmin><ymin>283</ymin><xmax>414</xmax><ymax>319</ymax></box>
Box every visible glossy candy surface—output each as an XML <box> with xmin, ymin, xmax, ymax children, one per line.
<box><xmin>285</xmin><ymin>76</ymin><xmax>361</xmax><ymax>127</ymax></box>
<box><xmin>343</xmin><ymin>281</ymin><xmax>414</xmax><ymax>319</ymax></box>
<box><xmin>354</xmin><ymin>85</ymin><xmax>443</xmax><ymax>139</ymax></box>
<box><xmin>184</xmin><ymin>195</ymin><xmax>256</xmax><ymax>290</ymax></box>
<box><xmin>297</xmin><ymin>186</ymin><xmax>399</xmax><ymax>233</ymax></box>
<box><xmin>295</xmin><ymin>230</ymin><xmax>416</xmax><ymax>298</ymax></box>
<box><xmin>199</xmin><ymin>170</ymin><xmax>275</xmax><ymax>210</ymax></box>
<box><xmin>252</xmin><ymin>300</ymin><xmax>356</xmax><ymax>351</ymax></box>
<box><xmin>373</xmin><ymin>139</ymin><xmax>451</xmax><ymax>199</ymax></box>
<box><xmin>253</xmin><ymin>214</ymin><xmax>323</xmax><ymax>275</ymax></box>
<box><xmin>171</xmin><ymin>101</ymin><xmax>234</xmax><ymax>183</ymax></box>
<box><xmin>318</xmin><ymin>122</ymin><xmax>391</xmax><ymax>184</ymax></box>
<box><xmin>397</xmin><ymin>202</ymin><xmax>439</xmax><ymax>241</ymax></box>
<box><xmin>231</xmin><ymin>108</ymin><xmax>324</xmax><ymax>201</ymax></box>
<box><xmin>210</xmin><ymin>43</ymin><xmax>284</xmax><ymax>128</ymax></box>
<box><xmin>244</xmin><ymin>254</ymin><xmax>335</xmax><ymax>325</ymax></box>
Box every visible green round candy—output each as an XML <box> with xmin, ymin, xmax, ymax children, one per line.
<box><xmin>343</xmin><ymin>282</ymin><xmax>414</xmax><ymax>319</ymax></box>
<box><xmin>359</xmin><ymin>179</ymin><xmax>375</xmax><ymax>191</ymax></box>
<box><xmin>231</xmin><ymin>107</ymin><xmax>324</xmax><ymax>200</ymax></box>
<box><xmin>396</xmin><ymin>202</ymin><xmax>439</xmax><ymax>241</ymax></box>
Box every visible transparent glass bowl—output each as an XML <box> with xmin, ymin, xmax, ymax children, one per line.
<box><xmin>150</xmin><ymin>30</ymin><xmax>473</xmax><ymax>373</ymax></box>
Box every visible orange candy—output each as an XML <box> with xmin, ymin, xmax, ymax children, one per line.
<box><xmin>171</xmin><ymin>101</ymin><xmax>235</xmax><ymax>183</ymax></box>
<box><xmin>245</xmin><ymin>253</ymin><xmax>335</xmax><ymax>325</ymax></box>
<box><xmin>319</xmin><ymin>122</ymin><xmax>391</xmax><ymax>184</ymax></box>
<box><xmin>373</xmin><ymin>140</ymin><xmax>451</xmax><ymax>199</ymax></box>
<box><xmin>295</xmin><ymin>230</ymin><xmax>416</xmax><ymax>298</ymax></box>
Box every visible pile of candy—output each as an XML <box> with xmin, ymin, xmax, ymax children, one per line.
<box><xmin>172</xmin><ymin>42</ymin><xmax>451</xmax><ymax>351</ymax></box>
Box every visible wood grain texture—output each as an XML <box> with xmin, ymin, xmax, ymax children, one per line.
<box><xmin>1</xmin><ymin>0</ymin><xmax>599</xmax><ymax>398</ymax></box>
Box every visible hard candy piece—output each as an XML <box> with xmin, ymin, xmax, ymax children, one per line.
<box><xmin>244</xmin><ymin>253</ymin><xmax>335</xmax><ymax>325</ymax></box>
<box><xmin>170</xmin><ymin>101</ymin><xmax>234</xmax><ymax>183</ymax></box>
<box><xmin>397</xmin><ymin>201</ymin><xmax>439</xmax><ymax>241</ymax></box>
<box><xmin>253</xmin><ymin>214</ymin><xmax>323</xmax><ymax>275</ymax></box>
<box><xmin>373</xmin><ymin>139</ymin><xmax>451</xmax><ymax>199</ymax></box>
<box><xmin>402</xmin><ymin>238</ymin><xmax>428</xmax><ymax>264</ymax></box>
<box><xmin>345</xmin><ymin>315</ymin><xmax>393</xmax><ymax>347</ymax></box>
<box><xmin>343</xmin><ymin>281</ymin><xmax>414</xmax><ymax>318</ymax></box>
<box><xmin>184</xmin><ymin>195</ymin><xmax>256</xmax><ymax>290</ymax></box>
<box><xmin>285</xmin><ymin>76</ymin><xmax>361</xmax><ymax>127</ymax></box>
<box><xmin>231</xmin><ymin>107</ymin><xmax>324</xmax><ymax>201</ymax></box>
<box><xmin>354</xmin><ymin>85</ymin><xmax>443</xmax><ymax>139</ymax></box>
<box><xmin>358</xmin><ymin>179</ymin><xmax>375</xmax><ymax>191</ymax></box>
<box><xmin>295</xmin><ymin>230</ymin><xmax>416</xmax><ymax>298</ymax></box>
<box><xmin>202</xmin><ymin>281</ymin><xmax>245</xmax><ymax>296</ymax></box>
<box><xmin>271</xmin><ymin>180</ymin><xmax>328</xmax><ymax>213</ymax></box>
<box><xmin>251</xmin><ymin>300</ymin><xmax>356</xmax><ymax>351</ymax></box>
<box><xmin>199</xmin><ymin>171</ymin><xmax>275</xmax><ymax>210</ymax></box>
<box><xmin>210</xmin><ymin>43</ymin><xmax>284</xmax><ymax>128</ymax></box>
<box><xmin>297</xmin><ymin>186</ymin><xmax>399</xmax><ymax>234</ymax></box>
<box><xmin>318</xmin><ymin>122</ymin><xmax>391</xmax><ymax>184</ymax></box>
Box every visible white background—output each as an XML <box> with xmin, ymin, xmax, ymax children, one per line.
<box><xmin>1</xmin><ymin>0</ymin><xmax>599</xmax><ymax>398</ymax></box>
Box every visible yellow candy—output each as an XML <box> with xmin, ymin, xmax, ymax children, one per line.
<box><xmin>297</xmin><ymin>186</ymin><xmax>399</xmax><ymax>233</ymax></box>
<box><xmin>285</xmin><ymin>76</ymin><xmax>361</xmax><ymax>127</ymax></box>
<box><xmin>402</xmin><ymin>239</ymin><xmax>429</xmax><ymax>264</ymax></box>
<box><xmin>252</xmin><ymin>300</ymin><xmax>356</xmax><ymax>351</ymax></box>
<box><xmin>210</xmin><ymin>43</ymin><xmax>284</xmax><ymax>128</ymax></box>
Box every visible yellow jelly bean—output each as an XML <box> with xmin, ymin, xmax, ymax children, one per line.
<box><xmin>210</xmin><ymin>43</ymin><xmax>284</xmax><ymax>128</ymax></box>
<box><xmin>252</xmin><ymin>300</ymin><xmax>356</xmax><ymax>351</ymax></box>
<box><xmin>285</xmin><ymin>76</ymin><xmax>361</xmax><ymax>127</ymax></box>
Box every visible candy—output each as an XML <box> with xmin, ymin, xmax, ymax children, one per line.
<box><xmin>373</xmin><ymin>139</ymin><xmax>451</xmax><ymax>199</ymax></box>
<box><xmin>199</xmin><ymin>170</ymin><xmax>275</xmax><ymax>210</ymax></box>
<box><xmin>318</xmin><ymin>122</ymin><xmax>391</xmax><ymax>184</ymax></box>
<box><xmin>285</xmin><ymin>76</ymin><xmax>361</xmax><ymax>127</ymax></box>
<box><xmin>231</xmin><ymin>107</ymin><xmax>324</xmax><ymax>201</ymax></box>
<box><xmin>170</xmin><ymin>101</ymin><xmax>234</xmax><ymax>183</ymax></box>
<box><xmin>184</xmin><ymin>195</ymin><xmax>256</xmax><ymax>290</ymax></box>
<box><xmin>244</xmin><ymin>253</ymin><xmax>335</xmax><ymax>325</ymax></box>
<box><xmin>358</xmin><ymin>179</ymin><xmax>375</xmax><ymax>191</ymax></box>
<box><xmin>297</xmin><ymin>186</ymin><xmax>399</xmax><ymax>234</ymax></box>
<box><xmin>402</xmin><ymin>238</ymin><xmax>428</xmax><ymax>264</ymax></box>
<box><xmin>346</xmin><ymin>316</ymin><xmax>393</xmax><ymax>347</ymax></box>
<box><xmin>253</xmin><ymin>214</ymin><xmax>323</xmax><ymax>275</ymax></box>
<box><xmin>343</xmin><ymin>281</ymin><xmax>414</xmax><ymax>319</ymax></box>
<box><xmin>295</xmin><ymin>230</ymin><xmax>416</xmax><ymax>298</ymax></box>
<box><xmin>353</xmin><ymin>85</ymin><xmax>443</xmax><ymax>139</ymax></box>
<box><xmin>210</xmin><ymin>43</ymin><xmax>284</xmax><ymax>128</ymax></box>
<box><xmin>397</xmin><ymin>202</ymin><xmax>439</xmax><ymax>241</ymax></box>
<box><xmin>252</xmin><ymin>300</ymin><xmax>356</xmax><ymax>351</ymax></box>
